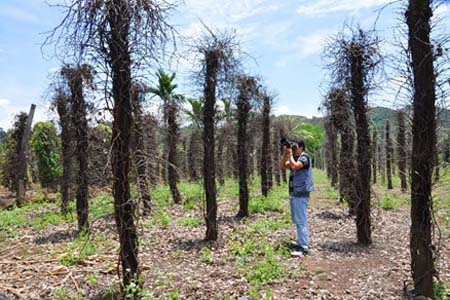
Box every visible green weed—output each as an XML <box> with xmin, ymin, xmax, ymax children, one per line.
<box><xmin>433</xmin><ymin>281</ymin><xmax>450</xmax><ymax>300</ymax></box>
<box><xmin>248</xmin><ymin>288</ymin><xmax>273</xmax><ymax>300</ymax></box>
<box><xmin>0</xmin><ymin>206</ymin><xmax>27</xmax><ymax>237</ymax></box>
<box><xmin>90</xmin><ymin>193</ymin><xmax>114</xmax><ymax>219</ymax></box>
<box><xmin>247</xmin><ymin>217</ymin><xmax>290</xmax><ymax>235</ymax></box>
<box><xmin>179</xmin><ymin>182</ymin><xmax>203</xmax><ymax>211</ymax></box>
<box><xmin>244</xmin><ymin>256</ymin><xmax>283</xmax><ymax>286</ymax></box>
<box><xmin>175</xmin><ymin>216</ymin><xmax>203</xmax><ymax>227</ymax></box>
<box><xmin>144</xmin><ymin>211</ymin><xmax>171</xmax><ymax>228</ymax></box>
<box><xmin>31</xmin><ymin>210</ymin><xmax>66</xmax><ymax>230</ymax></box>
<box><xmin>218</xmin><ymin>178</ymin><xmax>240</xmax><ymax>200</ymax></box>
<box><xmin>200</xmin><ymin>246</ymin><xmax>214</xmax><ymax>264</ymax></box>
<box><xmin>87</xmin><ymin>273</ymin><xmax>98</xmax><ymax>285</ymax></box>
<box><xmin>248</xmin><ymin>194</ymin><xmax>283</xmax><ymax>214</ymax></box>
<box><xmin>52</xmin><ymin>287</ymin><xmax>83</xmax><ymax>300</ymax></box>
<box><xmin>380</xmin><ymin>193</ymin><xmax>397</xmax><ymax>210</ymax></box>
<box><xmin>167</xmin><ymin>290</ymin><xmax>180</xmax><ymax>300</ymax></box>
<box><xmin>58</xmin><ymin>234</ymin><xmax>101</xmax><ymax>266</ymax></box>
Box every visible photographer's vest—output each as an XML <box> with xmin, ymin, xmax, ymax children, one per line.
<box><xmin>289</xmin><ymin>152</ymin><xmax>314</xmax><ymax>197</ymax></box>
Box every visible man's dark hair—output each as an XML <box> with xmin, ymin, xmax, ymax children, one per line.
<box><xmin>295</xmin><ymin>140</ymin><xmax>306</xmax><ymax>151</ymax></box>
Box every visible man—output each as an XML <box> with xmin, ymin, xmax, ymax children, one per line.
<box><xmin>280</xmin><ymin>139</ymin><xmax>314</xmax><ymax>257</ymax></box>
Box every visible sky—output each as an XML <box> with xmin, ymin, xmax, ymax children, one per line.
<box><xmin>0</xmin><ymin>0</ymin><xmax>448</xmax><ymax>130</ymax></box>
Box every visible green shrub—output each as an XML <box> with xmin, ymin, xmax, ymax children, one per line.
<box><xmin>30</xmin><ymin>121</ymin><xmax>62</xmax><ymax>188</ymax></box>
<box><xmin>244</xmin><ymin>257</ymin><xmax>283</xmax><ymax>286</ymax></box>
<box><xmin>380</xmin><ymin>193</ymin><xmax>396</xmax><ymax>210</ymax></box>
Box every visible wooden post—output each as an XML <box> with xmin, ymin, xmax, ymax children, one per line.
<box><xmin>17</xmin><ymin>104</ymin><xmax>36</xmax><ymax>205</ymax></box>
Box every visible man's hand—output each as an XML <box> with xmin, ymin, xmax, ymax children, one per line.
<box><xmin>284</xmin><ymin>147</ymin><xmax>293</xmax><ymax>157</ymax></box>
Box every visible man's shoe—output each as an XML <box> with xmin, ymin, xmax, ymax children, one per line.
<box><xmin>291</xmin><ymin>250</ymin><xmax>305</xmax><ymax>257</ymax></box>
<box><xmin>289</xmin><ymin>241</ymin><xmax>299</xmax><ymax>249</ymax></box>
<box><xmin>291</xmin><ymin>247</ymin><xmax>309</xmax><ymax>257</ymax></box>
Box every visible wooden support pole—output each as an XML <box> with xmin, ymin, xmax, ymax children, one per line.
<box><xmin>17</xmin><ymin>104</ymin><xmax>36</xmax><ymax>206</ymax></box>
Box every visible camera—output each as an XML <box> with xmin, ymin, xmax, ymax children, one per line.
<box><xmin>280</xmin><ymin>137</ymin><xmax>298</xmax><ymax>150</ymax></box>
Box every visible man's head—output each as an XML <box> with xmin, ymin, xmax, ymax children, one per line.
<box><xmin>292</xmin><ymin>140</ymin><xmax>305</xmax><ymax>156</ymax></box>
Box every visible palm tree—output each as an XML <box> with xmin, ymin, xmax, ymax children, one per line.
<box><xmin>215</xmin><ymin>98</ymin><xmax>234</xmax><ymax>184</ymax></box>
<box><xmin>149</xmin><ymin>69</ymin><xmax>183</xmax><ymax>204</ymax></box>
<box><xmin>185</xmin><ymin>98</ymin><xmax>204</xmax><ymax>181</ymax></box>
<box><xmin>220</xmin><ymin>98</ymin><xmax>238</xmax><ymax>179</ymax></box>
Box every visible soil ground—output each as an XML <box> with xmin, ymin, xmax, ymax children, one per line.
<box><xmin>0</xmin><ymin>170</ymin><xmax>449</xmax><ymax>300</ymax></box>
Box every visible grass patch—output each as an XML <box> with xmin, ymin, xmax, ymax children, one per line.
<box><xmin>90</xmin><ymin>193</ymin><xmax>114</xmax><ymax>219</ymax></box>
<box><xmin>433</xmin><ymin>281</ymin><xmax>450</xmax><ymax>300</ymax></box>
<box><xmin>247</xmin><ymin>217</ymin><xmax>290</xmax><ymax>235</ymax></box>
<box><xmin>52</xmin><ymin>287</ymin><xmax>83</xmax><ymax>300</ymax></box>
<box><xmin>249</xmin><ymin>196</ymin><xmax>283</xmax><ymax>214</ymax></box>
<box><xmin>175</xmin><ymin>216</ymin><xmax>203</xmax><ymax>227</ymax></box>
<box><xmin>248</xmin><ymin>288</ymin><xmax>273</xmax><ymax>300</ymax></box>
<box><xmin>380</xmin><ymin>193</ymin><xmax>399</xmax><ymax>210</ymax></box>
<box><xmin>249</xmin><ymin>185</ymin><xmax>287</xmax><ymax>214</ymax></box>
<box><xmin>179</xmin><ymin>182</ymin><xmax>203</xmax><ymax>211</ymax></box>
<box><xmin>143</xmin><ymin>210</ymin><xmax>171</xmax><ymax>228</ymax></box>
<box><xmin>0</xmin><ymin>192</ymin><xmax>116</xmax><ymax>238</ymax></box>
<box><xmin>152</xmin><ymin>185</ymin><xmax>172</xmax><ymax>208</ymax></box>
<box><xmin>199</xmin><ymin>246</ymin><xmax>214</xmax><ymax>264</ymax></box>
<box><xmin>0</xmin><ymin>201</ymin><xmax>71</xmax><ymax>236</ymax></box>
<box><xmin>58</xmin><ymin>234</ymin><xmax>102</xmax><ymax>266</ymax></box>
<box><xmin>228</xmin><ymin>235</ymin><xmax>286</xmax><ymax>288</ymax></box>
<box><xmin>218</xmin><ymin>178</ymin><xmax>240</xmax><ymax>200</ymax></box>
<box><xmin>0</xmin><ymin>206</ymin><xmax>27</xmax><ymax>237</ymax></box>
<box><xmin>31</xmin><ymin>209</ymin><xmax>67</xmax><ymax>230</ymax></box>
<box><xmin>244</xmin><ymin>256</ymin><xmax>283</xmax><ymax>286</ymax></box>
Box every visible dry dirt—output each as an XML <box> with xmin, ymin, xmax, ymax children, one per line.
<box><xmin>0</xmin><ymin>187</ymin><xmax>449</xmax><ymax>300</ymax></box>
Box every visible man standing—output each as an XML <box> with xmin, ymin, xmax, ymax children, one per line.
<box><xmin>280</xmin><ymin>139</ymin><xmax>314</xmax><ymax>257</ymax></box>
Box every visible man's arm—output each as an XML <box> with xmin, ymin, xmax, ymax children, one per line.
<box><xmin>288</xmin><ymin>154</ymin><xmax>303</xmax><ymax>171</ymax></box>
<box><xmin>281</xmin><ymin>148</ymin><xmax>304</xmax><ymax>171</ymax></box>
<box><xmin>280</xmin><ymin>153</ymin><xmax>289</xmax><ymax>170</ymax></box>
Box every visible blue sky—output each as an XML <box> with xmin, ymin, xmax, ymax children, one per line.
<box><xmin>0</xmin><ymin>0</ymin><xmax>448</xmax><ymax>129</ymax></box>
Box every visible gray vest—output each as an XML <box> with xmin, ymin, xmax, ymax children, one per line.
<box><xmin>289</xmin><ymin>152</ymin><xmax>314</xmax><ymax>197</ymax></box>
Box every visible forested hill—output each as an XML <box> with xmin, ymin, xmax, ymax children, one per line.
<box><xmin>278</xmin><ymin>106</ymin><xmax>450</xmax><ymax>131</ymax></box>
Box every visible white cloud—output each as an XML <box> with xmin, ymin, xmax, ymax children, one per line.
<box><xmin>0</xmin><ymin>98</ymin><xmax>12</xmax><ymax>107</ymax></box>
<box><xmin>0</xmin><ymin>101</ymin><xmax>50</xmax><ymax>130</ymax></box>
<box><xmin>297</xmin><ymin>0</ymin><xmax>393</xmax><ymax>16</ymax></box>
<box><xmin>0</xmin><ymin>3</ymin><xmax>42</xmax><ymax>25</ymax></box>
<box><xmin>184</xmin><ymin>0</ymin><xmax>280</xmax><ymax>24</ymax></box>
<box><xmin>293</xmin><ymin>31</ymin><xmax>330</xmax><ymax>58</ymax></box>
<box><xmin>0</xmin><ymin>78</ymin><xmax>52</xmax><ymax>130</ymax></box>
<box><xmin>273</xmin><ymin>105</ymin><xmax>290</xmax><ymax>116</ymax></box>
<box><xmin>273</xmin><ymin>104</ymin><xmax>318</xmax><ymax>118</ymax></box>
<box><xmin>179</xmin><ymin>0</ymin><xmax>283</xmax><ymax>42</ymax></box>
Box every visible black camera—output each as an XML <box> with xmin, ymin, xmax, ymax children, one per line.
<box><xmin>280</xmin><ymin>137</ymin><xmax>298</xmax><ymax>150</ymax></box>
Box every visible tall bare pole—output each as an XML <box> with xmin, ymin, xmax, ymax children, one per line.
<box><xmin>17</xmin><ymin>104</ymin><xmax>36</xmax><ymax>206</ymax></box>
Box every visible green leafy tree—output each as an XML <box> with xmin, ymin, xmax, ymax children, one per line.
<box><xmin>148</xmin><ymin>69</ymin><xmax>184</xmax><ymax>204</ymax></box>
<box><xmin>30</xmin><ymin>122</ymin><xmax>62</xmax><ymax>189</ymax></box>
<box><xmin>293</xmin><ymin>123</ymin><xmax>324</xmax><ymax>163</ymax></box>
